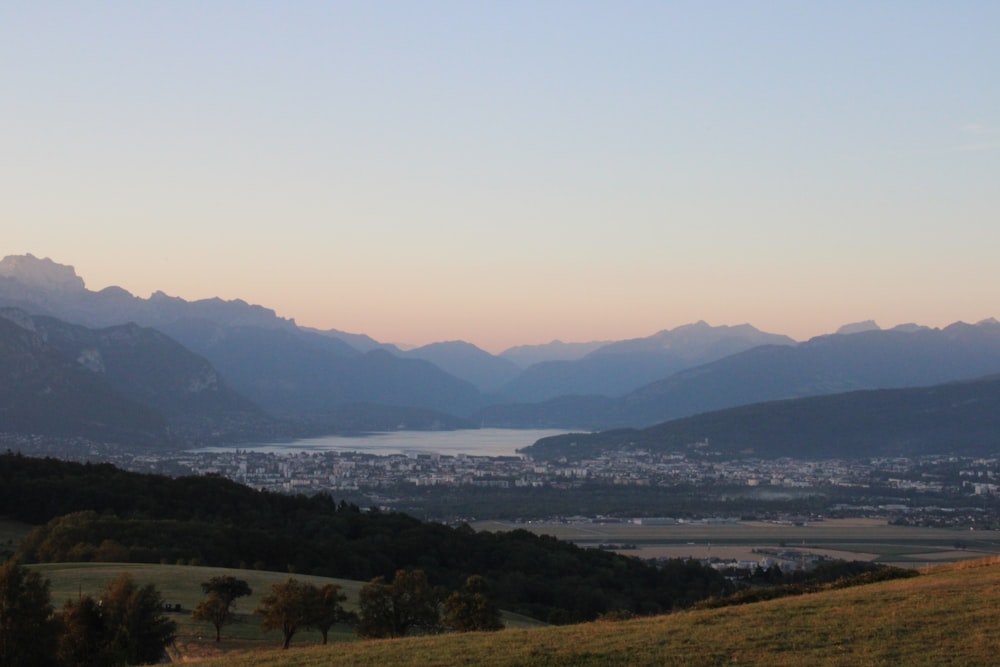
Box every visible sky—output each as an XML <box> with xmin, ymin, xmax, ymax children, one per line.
<box><xmin>2</xmin><ymin>2</ymin><xmax>998</xmax><ymax>353</ymax></box>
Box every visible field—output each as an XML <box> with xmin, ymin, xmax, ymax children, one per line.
<box><xmin>195</xmin><ymin>557</ymin><xmax>1000</xmax><ymax>666</ymax></box>
<box><xmin>19</xmin><ymin>518</ymin><xmax>1000</xmax><ymax>663</ymax></box>
<box><xmin>473</xmin><ymin>518</ymin><xmax>1000</xmax><ymax>566</ymax></box>
<box><xmin>32</xmin><ymin>562</ymin><xmax>544</xmax><ymax>662</ymax></box>
<box><xmin>0</xmin><ymin>516</ymin><xmax>32</xmax><ymax>550</ymax></box>
<box><xmin>32</xmin><ymin>563</ymin><xmax>363</xmax><ymax>660</ymax></box>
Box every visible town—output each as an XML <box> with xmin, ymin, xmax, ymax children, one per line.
<box><xmin>6</xmin><ymin>432</ymin><xmax>1000</xmax><ymax>527</ymax></box>
<box><xmin>151</xmin><ymin>447</ymin><xmax>1000</xmax><ymax>500</ymax></box>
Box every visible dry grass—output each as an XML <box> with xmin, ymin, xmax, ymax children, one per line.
<box><xmin>197</xmin><ymin>557</ymin><xmax>1000</xmax><ymax>667</ymax></box>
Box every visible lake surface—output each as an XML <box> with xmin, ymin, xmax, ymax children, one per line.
<box><xmin>206</xmin><ymin>428</ymin><xmax>570</xmax><ymax>457</ymax></box>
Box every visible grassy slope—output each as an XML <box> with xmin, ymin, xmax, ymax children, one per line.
<box><xmin>33</xmin><ymin>562</ymin><xmax>544</xmax><ymax>662</ymax></box>
<box><xmin>34</xmin><ymin>563</ymin><xmax>366</xmax><ymax>660</ymax></box>
<box><xmin>35</xmin><ymin>563</ymin><xmax>365</xmax><ymax>612</ymax></box>
<box><xmin>199</xmin><ymin>558</ymin><xmax>1000</xmax><ymax>667</ymax></box>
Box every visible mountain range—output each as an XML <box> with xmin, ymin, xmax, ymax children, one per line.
<box><xmin>521</xmin><ymin>373</ymin><xmax>1000</xmax><ymax>461</ymax></box>
<box><xmin>493</xmin><ymin>322</ymin><xmax>795</xmax><ymax>403</ymax></box>
<box><xmin>0</xmin><ymin>304</ymin><xmax>287</xmax><ymax>445</ymax></box>
<box><xmin>483</xmin><ymin>320</ymin><xmax>1000</xmax><ymax>430</ymax></box>
<box><xmin>0</xmin><ymin>310</ymin><xmax>170</xmax><ymax>446</ymax></box>
<box><xmin>3</xmin><ymin>253</ymin><xmax>1000</xmax><ymax>457</ymax></box>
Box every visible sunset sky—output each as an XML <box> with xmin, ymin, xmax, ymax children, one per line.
<box><xmin>3</xmin><ymin>2</ymin><xmax>998</xmax><ymax>353</ymax></box>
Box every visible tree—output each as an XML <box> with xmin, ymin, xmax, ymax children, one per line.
<box><xmin>443</xmin><ymin>575</ymin><xmax>503</xmax><ymax>632</ymax></box>
<box><xmin>57</xmin><ymin>596</ymin><xmax>109</xmax><ymax>667</ymax></box>
<box><xmin>99</xmin><ymin>574</ymin><xmax>176</xmax><ymax>665</ymax></box>
<box><xmin>192</xmin><ymin>576</ymin><xmax>252</xmax><ymax>642</ymax></box>
<box><xmin>357</xmin><ymin>569</ymin><xmax>440</xmax><ymax>639</ymax></box>
<box><xmin>0</xmin><ymin>558</ymin><xmax>58</xmax><ymax>667</ymax></box>
<box><xmin>255</xmin><ymin>578</ymin><xmax>316</xmax><ymax>650</ymax></box>
<box><xmin>309</xmin><ymin>583</ymin><xmax>348</xmax><ymax>645</ymax></box>
<box><xmin>58</xmin><ymin>574</ymin><xmax>176</xmax><ymax>666</ymax></box>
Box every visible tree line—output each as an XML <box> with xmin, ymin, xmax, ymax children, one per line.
<box><xmin>0</xmin><ymin>562</ymin><xmax>504</xmax><ymax>666</ymax></box>
<box><xmin>2</xmin><ymin>453</ymin><xmax>733</xmax><ymax>623</ymax></box>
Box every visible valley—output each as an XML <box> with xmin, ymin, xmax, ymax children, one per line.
<box><xmin>6</xmin><ymin>4</ymin><xmax>998</xmax><ymax>662</ymax></box>
<box><xmin>5</xmin><ymin>254</ymin><xmax>1000</xmax><ymax>664</ymax></box>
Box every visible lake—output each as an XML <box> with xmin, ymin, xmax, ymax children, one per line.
<box><xmin>203</xmin><ymin>428</ymin><xmax>570</xmax><ymax>457</ymax></box>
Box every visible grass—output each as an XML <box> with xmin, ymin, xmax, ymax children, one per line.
<box><xmin>35</xmin><ymin>562</ymin><xmax>366</xmax><ymax>612</ymax></box>
<box><xmin>22</xmin><ymin>520</ymin><xmax>1000</xmax><ymax>663</ymax></box>
<box><xmin>194</xmin><ymin>557</ymin><xmax>1000</xmax><ymax>667</ymax></box>
<box><xmin>31</xmin><ymin>562</ymin><xmax>544</xmax><ymax>662</ymax></box>
<box><xmin>34</xmin><ymin>563</ymin><xmax>365</xmax><ymax>660</ymax></box>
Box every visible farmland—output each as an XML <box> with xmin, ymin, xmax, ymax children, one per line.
<box><xmin>473</xmin><ymin>518</ymin><xmax>1000</xmax><ymax>566</ymax></box>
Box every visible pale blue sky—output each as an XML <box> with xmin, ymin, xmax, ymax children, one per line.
<box><xmin>3</xmin><ymin>2</ymin><xmax>998</xmax><ymax>352</ymax></box>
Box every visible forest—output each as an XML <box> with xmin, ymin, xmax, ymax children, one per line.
<box><xmin>0</xmin><ymin>452</ymin><xmax>731</xmax><ymax>624</ymax></box>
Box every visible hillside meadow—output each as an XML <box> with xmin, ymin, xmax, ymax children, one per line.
<box><xmin>32</xmin><ymin>562</ymin><xmax>544</xmax><ymax>661</ymax></box>
<box><xmin>191</xmin><ymin>558</ymin><xmax>1000</xmax><ymax>667</ymax></box>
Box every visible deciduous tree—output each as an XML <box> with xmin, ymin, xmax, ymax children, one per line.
<box><xmin>255</xmin><ymin>578</ymin><xmax>315</xmax><ymax>649</ymax></box>
<box><xmin>443</xmin><ymin>575</ymin><xmax>503</xmax><ymax>632</ymax></box>
<box><xmin>192</xmin><ymin>576</ymin><xmax>251</xmax><ymax>642</ymax></box>
<box><xmin>58</xmin><ymin>574</ymin><xmax>175</xmax><ymax>666</ymax></box>
<box><xmin>0</xmin><ymin>558</ymin><xmax>58</xmax><ymax>667</ymax></box>
<box><xmin>58</xmin><ymin>595</ymin><xmax>108</xmax><ymax>667</ymax></box>
<box><xmin>309</xmin><ymin>583</ymin><xmax>349</xmax><ymax>645</ymax></box>
<box><xmin>357</xmin><ymin>569</ymin><xmax>439</xmax><ymax>638</ymax></box>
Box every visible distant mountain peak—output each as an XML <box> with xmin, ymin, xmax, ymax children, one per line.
<box><xmin>598</xmin><ymin>321</ymin><xmax>787</xmax><ymax>356</ymax></box>
<box><xmin>890</xmin><ymin>323</ymin><xmax>930</xmax><ymax>333</ymax></box>
<box><xmin>0</xmin><ymin>253</ymin><xmax>85</xmax><ymax>292</ymax></box>
<box><xmin>836</xmin><ymin>320</ymin><xmax>881</xmax><ymax>335</ymax></box>
<box><xmin>97</xmin><ymin>285</ymin><xmax>134</xmax><ymax>298</ymax></box>
<box><xmin>150</xmin><ymin>290</ymin><xmax>183</xmax><ymax>302</ymax></box>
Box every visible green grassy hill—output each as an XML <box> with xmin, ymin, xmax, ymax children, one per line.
<box><xmin>191</xmin><ymin>558</ymin><xmax>1000</xmax><ymax>667</ymax></box>
<box><xmin>33</xmin><ymin>562</ymin><xmax>545</xmax><ymax>662</ymax></box>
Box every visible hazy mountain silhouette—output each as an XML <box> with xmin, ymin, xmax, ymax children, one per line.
<box><xmin>494</xmin><ymin>322</ymin><xmax>795</xmax><ymax>403</ymax></box>
<box><xmin>0</xmin><ymin>254</ymin><xmax>296</xmax><ymax>333</ymax></box>
<box><xmin>147</xmin><ymin>320</ymin><xmax>480</xmax><ymax>427</ymax></box>
<box><xmin>306</xmin><ymin>330</ymin><xmax>521</xmax><ymax>395</ymax></box>
<box><xmin>484</xmin><ymin>321</ymin><xmax>1000</xmax><ymax>429</ymax></box>
<box><xmin>22</xmin><ymin>312</ymin><xmax>275</xmax><ymax>442</ymax></box>
<box><xmin>8</xmin><ymin>254</ymin><xmax>1000</xmax><ymax>439</ymax></box>
<box><xmin>835</xmin><ymin>320</ymin><xmax>882</xmax><ymax>335</ymax></box>
<box><xmin>0</xmin><ymin>311</ymin><xmax>170</xmax><ymax>446</ymax></box>
<box><xmin>620</xmin><ymin>321</ymin><xmax>1000</xmax><ymax>423</ymax></box>
<box><xmin>403</xmin><ymin>341</ymin><xmax>521</xmax><ymax>393</ymax></box>
<box><xmin>304</xmin><ymin>326</ymin><xmax>401</xmax><ymax>353</ymax></box>
<box><xmin>0</xmin><ymin>254</ymin><xmax>481</xmax><ymax>428</ymax></box>
<box><xmin>522</xmin><ymin>373</ymin><xmax>1000</xmax><ymax>461</ymax></box>
<box><xmin>499</xmin><ymin>340</ymin><xmax>612</xmax><ymax>368</ymax></box>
